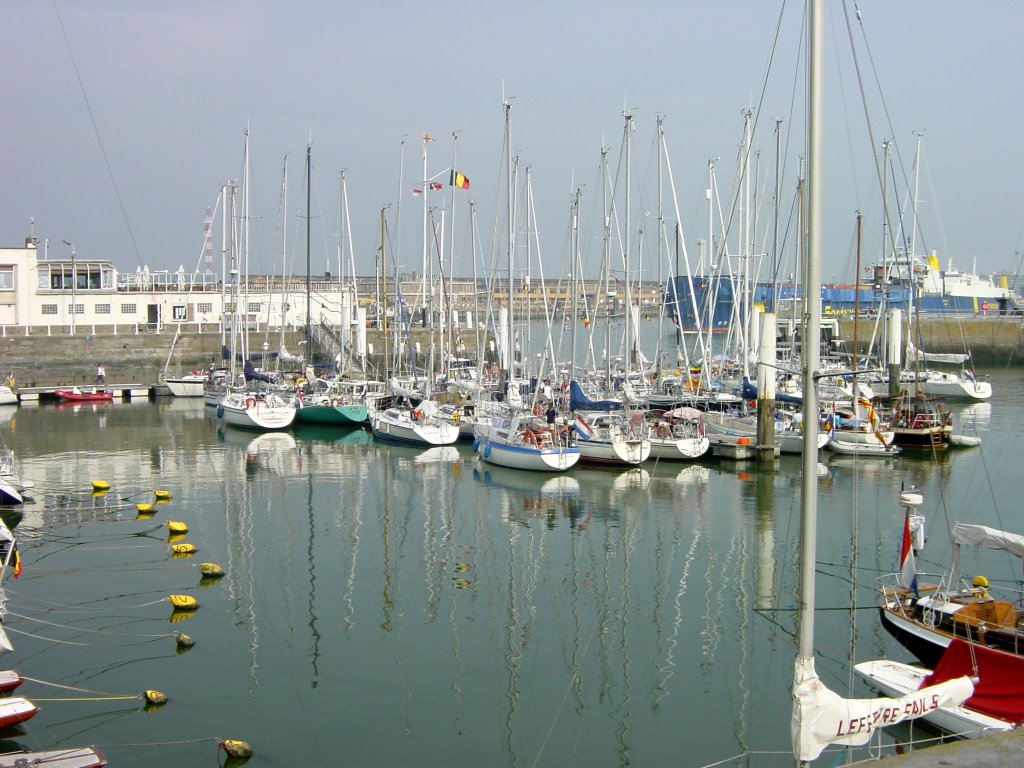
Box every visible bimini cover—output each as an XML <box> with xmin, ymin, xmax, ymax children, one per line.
<box><xmin>952</xmin><ymin>523</ymin><xmax>1024</xmax><ymax>560</ymax></box>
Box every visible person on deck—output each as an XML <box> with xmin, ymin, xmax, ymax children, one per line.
<box><xmin>95</xmin><ymin>364</ymin><xmax>106</xmax><ymax>386</ymax></box>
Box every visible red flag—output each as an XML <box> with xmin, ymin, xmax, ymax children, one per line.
<box><xmin>411</xmin><ymin>188</ymin><xmax>423</xmax><ymax>197</ymax></box>
<box><xmin>430</xmin><ymin>182</ymin><xmax>443</xmax><ymax>191</ymax></box>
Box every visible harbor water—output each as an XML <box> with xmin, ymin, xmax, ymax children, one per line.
<box><xmin>1</xmin><ymin>365</ymin><xmax>1021</xmax><ymax>766</ymax></box>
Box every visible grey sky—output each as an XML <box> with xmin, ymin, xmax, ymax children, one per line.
<box><xmin>4</xmin><ymin>1</ymin><xmax>1022</xmax><ymax>285</ymax></box>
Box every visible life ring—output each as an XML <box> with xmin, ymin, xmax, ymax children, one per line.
<box><xmin>523</xmin><ymin>430</ymin><xmax>537</xmax><ymax>446</ymax></box>
<box><xmin>413</xmin><ymin>410</ymin><xmax>423</xmax><ymax>421</ymax></box>
<box><xmin>656</xmin><ymin>424</ymin><xmax>669</xmax><ymax>439</ymax></box>
<box><xmin>532</xmin><ymin>403</ymin><xmax>543</xmax><ymax>416</ymax></box>
<box><xmin>245</xmin><ymin>397</ymin><xmax>257</xmax><ymax>409</ymax></box>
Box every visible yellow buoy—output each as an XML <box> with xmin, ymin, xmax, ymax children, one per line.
<box><xmin>144</xmin><ymin>689</ymin><xmax>168</xmax><ymax>705</ymax></box>
<box><xmin>136</xmin><ymin>503</ymin><xmax>154</xmax><ymax>513</ymax></box>
<box><xmin>166</xmin><ymin>520</ymin><xmax>188</xmax><ymax>535</ymax></box>
<box><xmin>199</xmin><ymin>562</ymin><xmax>225</xmax><ymax>578</ymax></box>
<box><xmin>168</xmin><ymin>594</ymin><xmax>198</xmax><ymax>611</ymax></box>
<box><xmin>154</xmin><ymin>489</ymin><xmax>172</xmax><ymax>500</ymax></box>
<box><xmin>170</xmin><ymin>542</ymin><xmax>197</xmax><ymax>555</ymax></box>
<box><xmin>91</xmin><ymin>480</ymin><xmax>110</xmax><ymax>491</ymax></box>
<box><xmin>220</xmin><ymin>740</ymin><xmax>253</xmax><ymax>760</ymax></box>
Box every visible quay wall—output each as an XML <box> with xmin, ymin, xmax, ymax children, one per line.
<box><xmin>0</xmin><ymin>327</ymin><xmax>490</xmax><ymax>388</ymax></box>
<box><xmin>837</xmin><ymin>315</ymin><xmax>1023</xmax><ymax>366</ymax></box>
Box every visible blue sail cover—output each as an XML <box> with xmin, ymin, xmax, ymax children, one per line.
<box><xmin>741</xmin><ymin>377</ymin><xmax>803</xmax><ymax>405</ymax></box>
<box><xmin>243</xmin><ymin>360</ymin><xmax>273</xmax><ymax>384</ymax></box>
<box><xmin>568</xmin><ymin>380</ymin><xmax>622</xmax><ymax>412</ymax></box>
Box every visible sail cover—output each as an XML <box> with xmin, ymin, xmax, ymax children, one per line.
<box><xmin>792</xmin><ymin>657</ymin><xmax>973</xmax><ymax>761</ymax></box>
<box><xmin>923</xmin><ymin>638</ymin><xmax>1024</xmax><ymax>725</ymax></box>
<box><xmin>952</xmin><ymin>523</ymin><xmax>1024</xmax><ymax>559</ymax></box>
<box><xmin>568</xmin><ymin>380</ymin><xmax>622</xmax><ymax>412</ymax></box>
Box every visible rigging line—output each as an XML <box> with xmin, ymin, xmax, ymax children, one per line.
<box><xmin>4</xmin><ymin>625</ymin><xmax>167</xmax><ymax>647</ymax></box>
<box><xmin>8</xmin><ymin>610</ymin><xmax>179</xmax><ymax>638</ymax></box>
<box><xmin>52</xmin><ymin>1</ymin><xmax>144</xmax><ymax>270</ymax></box>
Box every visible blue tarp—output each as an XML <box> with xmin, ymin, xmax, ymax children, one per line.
<box><xmin>568</xmin><ymin>380</ymin><xmax>622</xmax><ymax>412</ymax></box>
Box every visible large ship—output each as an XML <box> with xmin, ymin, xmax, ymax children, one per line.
<box><xmin>667</xmin><ymin>250</ymin><xmax>1021</xmax><ymax>331</ymax></box>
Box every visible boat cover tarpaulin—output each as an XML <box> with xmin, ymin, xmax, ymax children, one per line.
<box><xmin>792</xmin><ymin>657</ymin><xmax>973</xmax><ymax>762</ymax></box>
<box><xmin>952</xmin><ymin>523</ymin><xmax>1024</xmax><ymax>560</ymax></box>
<box><xmin>243</xmin><ymin>361</ymin><xmax>273</xmax><ymax>384</ymax></box>
<box><xmin>568</xmin><ymin>380</ymin><xmax>622</xmax><ymax>412</ymax></box>
<box><xmin>923</xmin><ymin>638</ymin><xmax>1024</xmax><ymax>724</ymax></box>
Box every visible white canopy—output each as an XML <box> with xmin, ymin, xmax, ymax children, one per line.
<box><xmin>952</xmin><ymin>523</ymin><xmax>1024</xmax><ymax>559</ymax></box>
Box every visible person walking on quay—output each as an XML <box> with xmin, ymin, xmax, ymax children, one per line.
<box><xmin>95</xmin><ymin>363</ymin><xmax>106</xmax><ymax>386</ymax></box>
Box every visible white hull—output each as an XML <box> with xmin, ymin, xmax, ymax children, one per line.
<box><xmin>370</xmin><ymin>408</ymin><xmax>459</xmax><ymax>446</ymax></box>
<box><xmin>164</xmin><ymin>375</ymin><xmax>207</xmax><ymax>397</ymax></box>
<box><xmin>827</xmin><ymin>437</ymin><xmax>901</xmax><ymax>456</ymax></box>
<box><xmin>0</xmin><ymin>387</ymin><xmax>17</xmax><ymax>406</ymax></box>
<box><xmin>220</xmin><ymin>393</ymin><xmax>297</xmax><ymax>431</ymax></box>
<box><xmin>912</xmin><ymin>372</ymin><xmax>992</xmax><ymax>401</ymax></box>
<box><xmin>647</xmin><ymin>435</ymin><xmax>710</xmax><ymax>460</ymax></box>
<box><xmin>577</xmin><ymin>436</ymin><xmax>650</xmax><ymax>466</ymax></box>
<box><xmin>854</xmin><ymin>659</ymin><xmax>1013</xmax><ymax>739</ymax></box>
<box><xmin>474</xmin><ymin>418</ymin><xmax>579</xmax><ymax>472</ymax></box>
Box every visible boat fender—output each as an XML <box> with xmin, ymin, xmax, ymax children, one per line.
<box><xmin>483</xmin><ymin>444</ymin><xmax>491</xmax><ymax>459</ymax></box>
<box><xmin>168</xmin><ymin>594</ymin><xmax>198</xmax><ymax>611</ymax></box>
<box><xmin>245</xmin><ymin>397</ymin><xmax>257</xmax><ymax>409</ymax></box>
<box><xmin>144</xmin><ymin>689</ymin><xmax>167</xmax><ymax>705</ymax></box>
<box><xmin>171</xmin><ymin>542</ymin><xmax>197</xmax><ymax>555</ymax></box>
<box><xmin>199</xmin><ymin>562</ymin><xmax>225</xmax><ymax>578</ymax></box>
<box><xmin>136</xmin><ymin>503</ymin><xmax>154</xmax><ymax>513</ymax></box>
<box><xmin>472</xmin><ymin>438</ymin><xmax>480</xmax><ymax>453</ymax></box>
<box><xmin>166</xmin><ymin>520</ymin><xmax>188</xmax><ymax>535</ymax></box>
<box><xmin>175</xmin><ymin>632</ymin><xmax>195</xmax><ymax>649</ymax></box>
<box><xmin>154</xmin><ymin>489</ymin><xmax>172</xmax><ymax>500</ymax></box>
<box><xmin>91</xmin><ymin>479</ymin><xmax>110</xmax><ymax>491</ymax></box>
<box><xmin>216</xmin><ymin>405</ymin><xmax>224</xmax><ymax>418</ymax></box>
<box><xmin>220</xmin><ymin>740</ymin><xmax>253</xmax><ymax>760</ymax></box>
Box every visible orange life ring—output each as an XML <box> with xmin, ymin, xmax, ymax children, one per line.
<box><xmin>523</xmin><ymin>430</ymin><xmax>537</xmax><ymax>446</ymax></box>
<box><xmin>656</xmin><ymin>424</ymin><xmax>669</xmax><ymax>438</ymax></box>
<box><xmin>245</xmin><ymin>397</ymin><xmax>256</xmax><ymax>409</ymax></box>
<box><xmin>532</xmin><ymin>403</ymin><xmax>543</xmax><ymax>416</ymax></box>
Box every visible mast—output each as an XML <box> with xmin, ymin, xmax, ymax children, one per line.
<box><xmin>305</xmin><ymin>144</ymin><xmax>312</xmax><ymax>358</ymax></box>
<box><xmin>796</xmin><ymin>0</ymin><xmax>823</xmax><ymax>728</ymax></box>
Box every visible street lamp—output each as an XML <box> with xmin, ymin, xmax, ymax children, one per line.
<box><xmin>61</xmin><ymin>240</ymin><xmax>76</xmax><ymax>335</ymax></box>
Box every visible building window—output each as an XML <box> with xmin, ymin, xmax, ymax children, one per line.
<box><xmin>42</xmin><ymin>304</ymin><xmax>58</xmax><ymax>315</ymax></box>
<box><xmin>197</xmin><ymin>302</ymin><xmax>213</xmax><ymax>314</ymax></box>
<box><xmin>96</xmin><ymin>304</ymin><xmax>111</xmax><ymax>315</ymax></box>
<box><xmin>172</xmin><ymin>305</ymin><xmax>187</xmax><ymax>321</ymax></box>
<box><xmin>71</xmin><ymin>304</ymin><xmax>84</xmax><ymax>315</ymax></box>
<box><xmin>121</xmin><ymin>303</ymin><xmax>137</xmax><ymax>314</ymax></box>
<box><xmin>0</xmin><ymin>267</ymin><xmax>13</xmax><ymax>291</ymax></box>
<box><xmin>247</xmin><ymin>302</ymin><xmax>261</xmax><ymax>313</ymax></box>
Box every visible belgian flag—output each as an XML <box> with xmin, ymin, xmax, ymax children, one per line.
<box><xmin>450</xmin><ymin>170</ymin><xmax>470</xmax><ymax>190</ymax></box>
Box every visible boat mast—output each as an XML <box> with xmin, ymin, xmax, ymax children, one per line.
<box><xmin>796</xmin><ymin>3</ymin><xmax>824</xmax><ymax>756</ymax></box>
<box><xmin>305</xmin><ymin>143</ymin><xmax>312</xmax><ymax>363</ymax></box>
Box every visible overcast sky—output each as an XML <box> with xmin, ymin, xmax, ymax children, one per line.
<box><xmin>4</xmin><ymin>1</ymin><xmax>1023</xmax><ymax>285</ymax></box>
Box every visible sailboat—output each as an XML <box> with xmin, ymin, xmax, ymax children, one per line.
<box><xmin>218</xmin><ymin>135</ymin><xmax>296</xmax><ymax>431</ymax></box>
<box><xmin>791</xmin><ymin>4</ymin><xmax>973</xmax><ymax>760</ymax></box>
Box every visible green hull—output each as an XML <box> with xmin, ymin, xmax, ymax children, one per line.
<box><xmin>296</xmin><ymin>404</ymin><xmax>368</xmax><ymax>425</ymax></box>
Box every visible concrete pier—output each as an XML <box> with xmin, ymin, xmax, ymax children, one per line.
<box><xmin>871</xmin><ymin>727</ymin><xmax>1024</xmax><ymax>766</ymax></box>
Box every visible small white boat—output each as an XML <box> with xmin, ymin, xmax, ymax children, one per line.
<box><xmin>948</xmin><ymin>433</ymin><xmax>982</xmax><ymax>447</ymax></box>
<box><xmin>164</xmin><ymin>371</ymin><xmax>209</xmax><ymax>397</ymax></box>
<box><xmin>826</xmin><ymin>437</ymin><xmax>901</xmax><ymax>457</ymax></box>
<box><xmin>0</xmin><ymin>696</ymin><xmax>38</xmax><ymax>729</ymax></box>
<box><xmin>912</xmin><ymin>369</ymin><xmax>993</xmax><ymax>401</ymax></box>
<box><xmin>0</xmin><ymin>746</ymin><xmax>106</xmax><ymax>768</ymax></box>
<box><xmin>369</xmin><ymin>401</ymin><xmax>459</xmax><ymax>447</ymax></box>
<box><xmin>474</xmin><ymin>412</ymin><xmax>580</xmax><ymax>472</ymax></box>
<box><xmin>574</xmin><ymin>411</ymin><xmax>651</xmax><ymax>466</ymax></box>
<box><xmin>645</xmin><ymin>407</ymin><xmax>711</xmax><ymax>461</ymax></box>
<box><xmin>219</xmin><ymin>391</ymin><xmax>297</xmax><ymax>431</ymax></box>
<box><xmin>0</xmin><ymin>387</ymin><xmax>17</xmax><ymax>407</ymax></box>
<box><xmin>855</xmin><ymin>658</ymin><xmax>1013</xmax><ymax>739</ymax></box>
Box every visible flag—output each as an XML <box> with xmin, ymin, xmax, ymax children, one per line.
<box><xmin>422</xmin><ymin>134</ymin><xmax>435</xmax><ymax>143</ymax></box>
<box><xmin>429</xmin><ymin>182</ymin><xmax>443</xmax><ymax>191</ymax></box>
<box><xmin>899</xmin><ymin>510</ymin><xmax>919</xmax><ymax>595</ymax></box>
<box><xmin>450</xmin><ymin>170</ymin><xmax>470</xmax><ymax>190</ymax></box>
<box><xmin>411</xmin><ymin>188</ymin><xmax>423</xmax><ymax>197</ymax></box>
<box><xmin>572</xmin><ymin>415</ymin><xmax>594</xmax><ymax>441</ymax></box>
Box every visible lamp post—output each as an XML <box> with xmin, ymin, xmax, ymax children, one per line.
<box><xmin>61</xmin><ymin>240</ymin><xmax>76</xmax><ymax>335</ymax></box>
